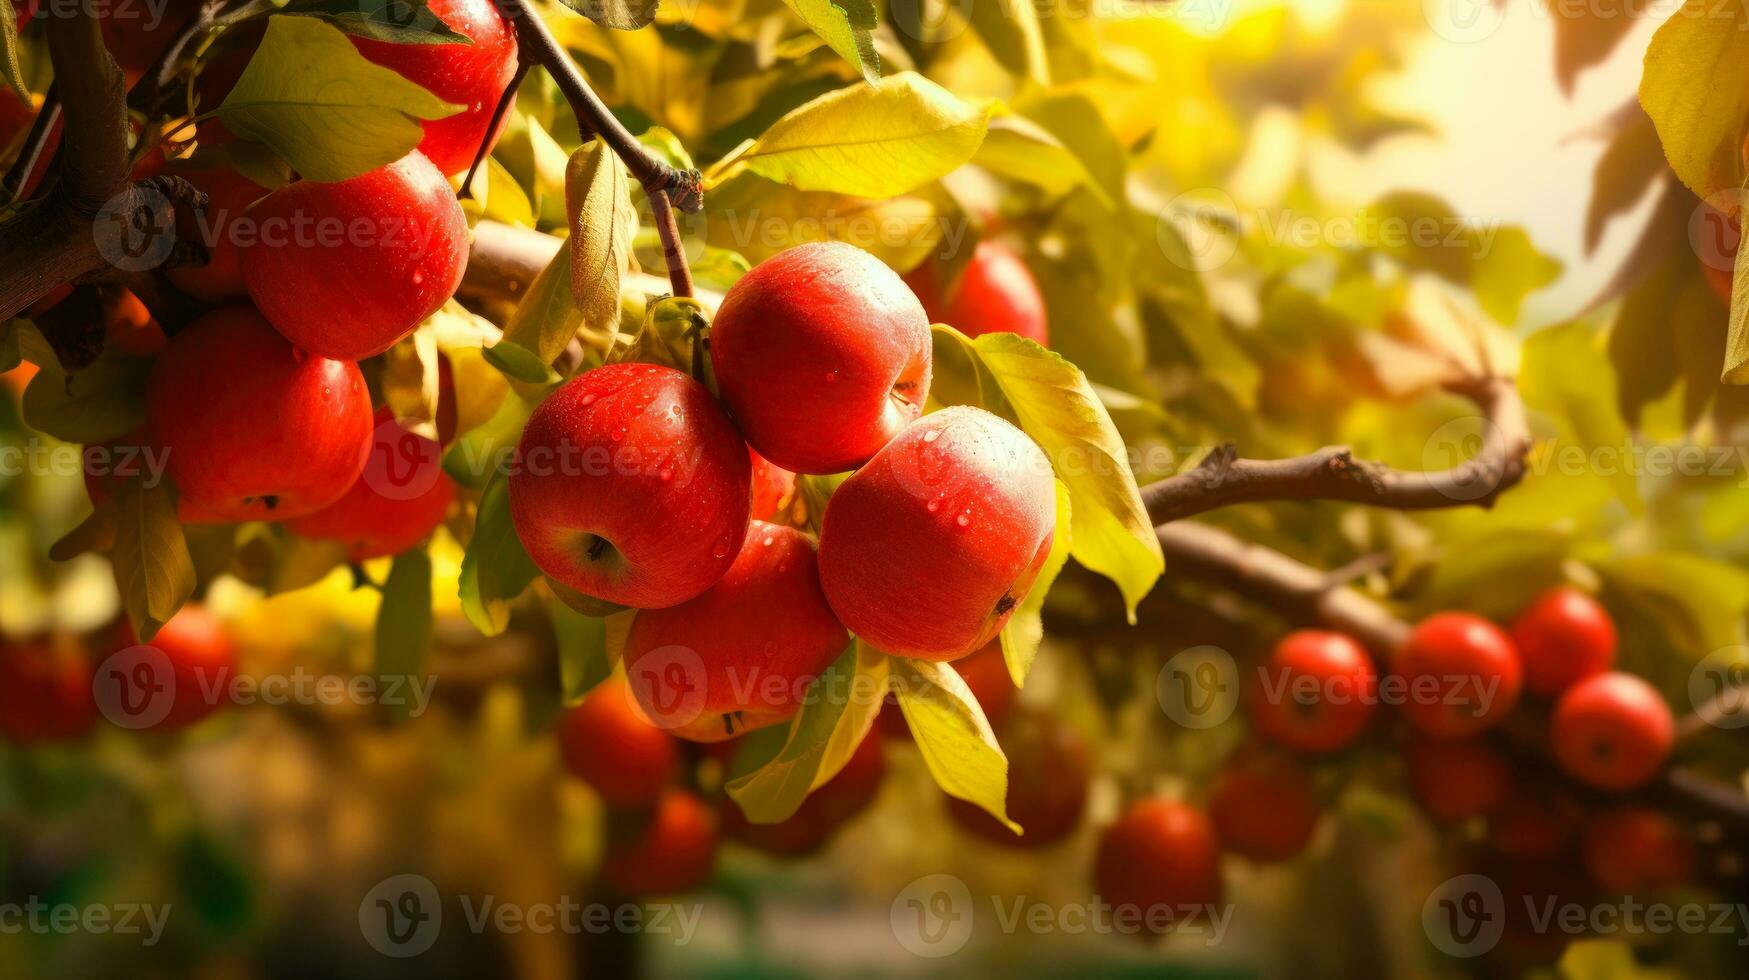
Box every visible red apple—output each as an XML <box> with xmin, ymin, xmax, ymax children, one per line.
<box><xmin>1699</xmin><ymin>206</ymin><xmax>1740</xmax><ymax>305</ymax></box>
<box><xmin>601</xmin><ymin>790</ymin><xmax>718</xmax><ymax>894</ymax></box>
<box><xmin>557</xmin><ymin>679</ymin><xmax>678</xmax><ymax>809</ymax></box>
<box><xmin>165</xmin><ymin>163</ymin><xmax>268</xmax><ymax>302</ymax></box>
<box><xmin>350</xmin><ymin>0</ymin><xmax>519</xmax><ymax>176</ymax></box>
<box><xmin>508</xmin><ymin>363</ymin><xmax>751</xmax><ymax>609</ymax></box>
<box><xmin>110</xmin><ymin>605</ymin><xmax>237</xmax><ymax>733</ymax></box>
<box><xmin>239</xmin><ymin>150</ymin><xmax>468</xmax><ymax>360</ymax></box>
<box><xmin>1394</xmin><ymin>612</ymin><xmax>1523</xmax><ymax>737</ymax></box>
<box><xmin>1406</xmin><ymin>736</ymin><xmax>1510</xmax><ymax>824</ymax></box>
<box><xmin>287</xmin><ymin>408</ymin><xmax>456</xmax><ymax>561</ymax></box>
<box><xmin>904</xmin><ymin>241</ymin><xmax>1049</xmax><ymax>345</ymax></box>
<box><xmin>83</xmin><ymin>429</ymin><xmax>222</xmax><ymax>524</ymax></box>
<box><xmin>146</xmin><ymin>306</ymin><xmax>372</xmax><ymax>521</ymax></box>
<box><xmin>100</xmin><ymin>0</ymin><xmax>202</xmax><ymax>75</ymax></box>
<box><xmin>818</xmin><ymin>407</ymin><xmax>1055</xmax><ymax>661</ymax></box>
<box><xmin>0</xmin><ymin>641</ymin><xmax>96</xmax><ymax>744</ymax></box>
<box><xmin>1094</xmin><ymin>798</ymin><xmax>1223</xmax><ymax>921</ymax></box>
<box><xmin>1250</xmin><ymin>629</ymin><xmax>1377</xmax><ymax>753</ymax></box>
<box><xmin>1582</xmin><ymin>807</ymin><xmax>1693</xmax><ymax>894</ymax></box>
<box><xmin>624</xmin><ymin>521</ymin><xmax>848</xmax><ymax>742</ymax></box>
<box><xmin>748</xmin><ymin>447</ymin><xmax>798</xmax><ymax>524</ymax></box>
<box><xmin>1551</xmin><ymin>671</ymin><xmax>1674</xmax><ymax>791</ymax></box>
<box><xmin>100</xmin><ymin>286</ymin><xmax>165</xmax><ymax>356</ymax></box>
<box><xmin>721</xmin><ymin>731</ymin><xmax>885</xmax><ymax>857</ymax></box>
<box><xmin>1208</xmin><ymin>749</ymin><xmax>1320</xmax><ymax>862</ymax></box>
<box><xmin>1509</xmin><ymin>586</ymin><xmax>1617</xmax><ymax>697</ymax></box>
<box><xmin>945</xmin><ymin>710</ymin><xmax>1089</xmax><ymax>848</ymax></box>
<box><xmin>710</xmin><ymin>241</ymin><xmax>932</xmax><ymax>474</ymax></box>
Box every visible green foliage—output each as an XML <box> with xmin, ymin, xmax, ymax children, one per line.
<box><xmin>111</xmin><ymin>475</ymin><xmax>194</xmax><ymax>642</ymax></box>
<box><xmin>0</xmin><ymin>0</ymin><xmax>24</xmax><ymax>103</ymax></box>
<box><xmin>563</xmin><ymin>0</ymin><xmax>660</xmax><ymax>32</ymax></box>
<box><xmin>216</xmin><ymin>16</ymin><xmax>462</xmax><ymax>183</ymax></box>
<box><xmin>22</xmin><ymin>347</ymin><xmax>150</xmax><ymax>445</ymax></box>
<box><xmin>552</xmin><ymin>600</ymin><xmax>616</xmax><ymax>703</ymax></box>
<box><xmin>375</xmin><ymin>549</ymin><xmax>433</xmax><ymax>722</ymax></box>
<box><xmin>777</xmin><ymin>0</ymin><xmax>881</xmax><ymax>84</ymax></box>
<box><xmin>726</xmin><ymin>643</ymin><xmax>880</xmax><ymax>823</ymax></box>
<box><xmin>566</xmin><ymin>140</ymin><xmax>637</xmax><ymax>342</ymax></box>
<box><xmin>890</xmin><ymin>657</ymin><xmax>1014</xmax><ymax>831</ymax></box>
<box><xmin>282</xmin><ymin>0</ymin><xmax>471</xmax><ymax>45</ymax></box>
<box><xmin>999</xmin><ymin>480</ymin><xmax>1072</xmax><ymax>687</ymax></box>
<box><xmin>459</xmin><ymin>472</ymin><xmax>539</xmax><ymax>636</ymax></box>
<box><xmin>483</xmin><ymin>339</ymin><xmax>561</xmax><ymax>385</ymax></box>
<box><xmin>1639</xmin><ymin>0</ymin><xmax>1749</xmax><ymax>201</ymax></box>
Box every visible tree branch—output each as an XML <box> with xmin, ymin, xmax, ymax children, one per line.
<box><xmin>501</xmin><ymin>0</ymin><xmax>700</xmax><ymax>298</ymax></box>
<box><xmin>1156</xmin><ymin>519</ymin><xmax>1749</xmax><ymax>836</ymax></box>
<box><xmin>1142</xmin><ymin>375</ymin><xmax>1531</xmax><ymax>524</ymax></box>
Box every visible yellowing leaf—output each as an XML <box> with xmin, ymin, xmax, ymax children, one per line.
<box><xmin>502</xmin><ymin>243</ymin><xmax>587</xmax><ymax>368</ymax></box>
<box><xmin>1</xmin><ymin>0</ymin><xmax>27</xmax><ymax>103</ymax></box>
<box><xmin>562</xmin><ymin>0</ymin><xmax>658</xmax><ymax>31</ymax></box>
<box><xmin>999</xmin><ymin>481</ymin><xmax>1071</xmax><ymax>687</ymax></box>
<box><xmin>459</xmin><ymin>472</ymin><xmax>539</xmax><ymax>636</ymax></box>
<box><xmin>891</xmin><ymin>657</ymin><xmax>1014</xmax><ymax>833</ymax></box>
<box><xmin>726</xmin><ymin>643</ymin><xmax>862</xmax><ymax>823</ymax></box>
<box><xmin>1473</xmin><ymin>226</ymin><xmax>1563</xmax><ymax>325</ymax></box>
<box><xmin>932</xmin><ymin>327</ymin><xmax>1164</xmax><ymax>619</ymax></box>
<box><xmin>974</xmin><ymin>115</ymin><xmax>1111</xmax><ymax>208</ymax></box>
<box><xmin>779</xmin><ymin>0</ymin><xmax>881</xmax><ymax>84</ymax></box>
<box><xmin>112</xmin><ymin>476</ymin><xmax>195</xmax><ymax>642</ymax></box>
<box><xmin>375</xmin><ymin>550</ymin><xmax>433</xmax><ymax>722</ymax></box>
<box><xmin>739</xmin><ymin>73</ymin><xmax>993</xmax><ymax>199</ymax></box>
<box><xmin>566</xmin><ymin>141</ymin><xmax>637</xmax><ymax>344</ymax></box>
<box><xmin>1725</xmin><ymin>233</ymin><xmax>1749</xmax><ymax>383</ymax></box>
<box><xmin>967</xmin><ymin>0</ymin><xmax>1049</xmax><ymax>88</ymax></box>
<box><xmin>218</xmin><ymin>16</ymin><xmax>461</xmax><ymax>183</ymax></box>
<box><xmin>1639</xmin><ymin>0</ymin><xmax>1749</xmax><ymax>200</ymax></box>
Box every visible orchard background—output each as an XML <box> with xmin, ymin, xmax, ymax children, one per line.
<box><xmin>2</xmin><ymin>0</ymin><xmax>1749</xmax><ymax>976</ymax></box>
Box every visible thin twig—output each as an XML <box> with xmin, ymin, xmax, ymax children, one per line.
<box><xmin>2</xmin><ymin>83</ymin><xmax>59</xmax><ymax>204</ymax></box>
<box><xmin>461</xmin><ymin>60</ymin><xmax>532</xmax><ymax>199</ymax></box>
<box><xmin>646</xmin><ymin>187</ymin><xmax>694</xmax><ymax>299</ymax></box>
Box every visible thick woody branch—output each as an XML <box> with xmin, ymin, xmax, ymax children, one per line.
<box><xmin>0</xmin><ymin>15</ymin><xmax>206</xmax><ymax>328</ymax></box>
<box><xmin>1157</xmin><ymin>519</ymin><xmax>1749</xmax><ymax>835</ymax></box>
<box><xmin>1142</xmin><ymin>376</ymin><xmax>1530</xmax><ymax>524</ymax></box>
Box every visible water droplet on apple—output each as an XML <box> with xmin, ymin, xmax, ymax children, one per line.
<box><xmin>922</xmin><ymin>429</ymin><xmax>941</xmax><ymax>444</ymax></box>
<box><xmin>824</xmin><ymin>370</ymin><xmax>839</xmax><ymax>383</ymax></box>
<box><xmin>412</xmin><ymin>270</ymin><xmax>425</xmax><ymax>286</ymax></box>
<box><xmin>762</xmin><ymin>536</ymin><xmax>775</xmax><ymax>547</ymax></box>
<box><xmin>579</xmin><ymin>392</ymin><xmax>599</xmax><ymax>407</ymax></box>
<box><xmin>926</xmin><ymin>497</ymin><xmax>941</xmax><ymax>513</ymax></box>
<box><xmin>956</xmin><ymin>512</ymin><xmax>972</xmax><ymax>528</ymax></box>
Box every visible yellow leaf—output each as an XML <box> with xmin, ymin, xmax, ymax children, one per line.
<box><xmin>891</xmin><ymin>657</ymin><xmax>1015</xmax><ymax>833</ymax></box>
<box><xmin>1639</xmin><ymin>0</ymin><xmax>1749</xmax><ymax>201</ymax></box>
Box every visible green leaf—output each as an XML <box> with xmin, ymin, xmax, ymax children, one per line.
<box><xmin>268</xmin><ymin>535</ymin><xmax>351</xmax><ymax>595</ymax></box>
<box><xmin>0</xmin><ymin>0</ymin><xmax>27</xmax><ymax>103</ymax></box>
<box><xmin>282</xmin><ymin>0</ymin><xmax>471</xmax><ymax>44</ymax></box>
<box><xmin>0</xmin><ymin>319</ymin><xmax>54</xmax><ymax>375</ymax></box>
<box><xmin>559</xmin><ymin>0</ymin><xmax>658</xmax><ymax>31</ymax></box>
<box><xmin>1724</xmin><ymin>227</ymin><xmax>1749</xmax><ymax>384</ymax></box>
<box><xmin>737</xmin><ymin>72</ymin><xmax>994</xmax><ymax>199</ymax></box>
<box><xmin>442</xmin><ymin>388</ymin><xmax>531</xmax><ymax>490</ymax></box>
<box><xmin>461</xmin><ymin>155</ymin><xmax>536</xmax><ymax>228</ymax></box>
<box><xmin>967</xmin><ymin>0</ymin><xmax>1049</xmax><ymax>87</ymax></box>
<box><xmin>1520</xmin><ymin>321</ymin><xmax>1641</xmax><ymax>512</ymax></box>
<box><xmin>778</xmin><ymin>0</ymin><xmax>881</xmax><ymax>84</ymax></box>
<box><xmin>999</xmin><ymin>480</ymin><xmax>1071</xmax><ymax>687</ymax></box>
<box><xmin>552</xmin><ymin>599</ymin><xmax>615</xmax><ymax>703</ymax></box>
<box><xmin>1011</xmin><ymin>93</ymin><xmax>1124</xmax><ymax>211</ymax></box>
<box><xmin>932</xmin><ymin>327</ymin><xmax>1164</xmax><ymax>619</ymax></box>
<box><xmin>459</xmin><ymin>472</ymin><xmax>539</xmax><ymax>636</ymax></box>
<box><xmin>483</xmin><ymin>339</ymin><xmax>561</xmax><ymax>385</ymax></box>
<box><xmin>496</xmin><ymin>115</ymin><xmax>571</xmax><ymax>229</ymax></box>
<box><xmin>1639</xmin><ymin>0</ymin><xmax>1749</xmax><ymax>201</ymax></box>
<box><xmin>567</xmin><ymin>141</ymin><xmax>637</xmax><ymax>346</ymax></box>
<box><xmin>22</xmin><ymin>348</ymin><xmax>150</xmax><ymax>444</ymax></box>
<box><xmin>726</xmin><ymin>643</ymin><xmax>866</xmax><ymax>823</ymax></box>
<box><xmin>1599</xmin><ymin>552</ymin><xmax>1749</xmax><ymax>653</ymax></box>
<box><xmin>375</xmin><ymin>549</ymin><xmax>433</xmax><ymax>722</ymax></box>
<box><xmin>973</xmin><ymin>115</ymin><xmax>1110</xmax><ymax>208</ymax></box>
<box><xmin>111</xmin><ymin>475</ymin><xmax>195</xmax><ymax>642</ymax></box>
<box><xmin>216</xmin><ymin>16</ymin><xmax>462</xmax><ymax>183</ymax></box>
<box><xmin>611</xmin><ymin>296</ymin><xmax>707</xmax><ymax>375</ymax></box>
<box><xmin>891</xmin><ymin>657</ymin><xmax>1014</xmax><ymax>833</ymax></box>
<box><xmin>1472</xmin><ymin>226</ymin><xmax>1563</xmax><ymax>325</ymax></box>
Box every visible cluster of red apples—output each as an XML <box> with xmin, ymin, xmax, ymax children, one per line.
<box><xmin>1093</xmin><ymin>585</ymin><xmax>1693</xmax><ymax>935</ymax></box>
<box><xmin>511</xmin><ymin>240</ymin><xmax>1060</xmax><ymax>743</ymax></box>
<box><xmin>68</xmin><ymin>0</ymin><xmax>521</xmax><ymax>556</ymax></box>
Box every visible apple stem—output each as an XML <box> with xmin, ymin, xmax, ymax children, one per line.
<box><xmin>500</xmin><ymin>0</ymin><xmax>701</xmax><ymax>300</ymax></box>
<box><xmin>0</xmin><ymin>81</ymin><xmax>58</xmax><ymax>205</ymax></box>
<box><xmin>460</xmin><ymin>59</ymin><xmax>533</xmax><ymax>203</ymax></box>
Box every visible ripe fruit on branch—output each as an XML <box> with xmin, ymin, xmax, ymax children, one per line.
<box><xmin>83</xmin><ymin>431</ymin><xmax>218</xmax><ymax>523</ymax></box>
<box><xmin>1406</xmin><ymin>736</ymin><xmax>1510</xmax><ymax>824</ymax></box>
<box><xmin>1582</xmin><ymin>807</ymin><xmax>1694</xmax><ymax>894</ymax></box>
<box><xmin>509</xmin><ymin>363</ymin><xmax>751</xmax><ymax>610</ymax></box>
<box><xmin>904</xmin><ymin>241</ymin><xmax>1049</xmax><ymax>345</ymax></box>
<box><xmin>0</xmin><ymin>642</ymin><xmax>95</xmax><ymax>743</ymax></box>
<box><xmin>710</xmin><ymin>242</ymin><xmax>932</xmax><ymax>474</ymax></box>
<box><xmin>1208</xmin><ymin>749</ymin><xmax>1319</xmax><ymax>862</ymax></box>
<box><xmin>946</xmin><ymin>710</ymin><xmax>1090</xmax><ymax>848</ymax></box>
<box><xmin>350</xmin><ymin>0</ymin><xmax>519</xmax><ymax>176</ymax></box>
<box><xmin>165</xmin><ymin>164</ymin><xmax>267</xmax><ymax>302</ymax></box>
<box><xmin>557</xmin><ymin>679</ymin><xmax>678</xmax><ymax>808</ymax></box>
<box><xmin>100</xmin><ymin>287</ymin><xmax>165</xmax><ymax>356</ymax></box>
<box><xmin>114</xmin><ymin>605</ymin><xmax>237</xmax><ymax>733</ymax></box>
<box><xmin>1550</xmin><ymin>671</ymin><xmax>1674</xmax><ymax>791</ymax></box>
<box><xmin>880</xmin><ymin>638</ymin><xmax>1016</xmax><ymax>739</ymax></box>
<box><xmin>287</xmin><ymin>408</ymin><xmax>456</xmax><ymax>561</ymax></box>
<box><xmin>624</xmin><ymin>521</ymin><xmax>847</xmax><ymax>742</ymax></box>
<box><xmin>817</xmin><ymin>406</ymin><xmax>1055</xmax><ymax>661</ymax></box>
<box><xmin>1509</xmin><ymin>586</ymin><xmax>1616</xmax><ymax>697</ymax></box>
<box><xmin>722</xmin><ymin>731</ymin><xmax>885</xmax><ymax>857</ymax></box>
<box><xmin>1394</xmin><ymin>612</ymin><xmax>1523</xmax><ymax>737</ymax></box>
<box><xmin>1250</xmin><ymin>630</ymin><xmax>1377</xmax><ymax>753</ymax></box>
<box><xmin>147</xmin><ymin>307</ymin><xmax>372</xmax><ymax>521</ymax></box>
<box><xmin>1094</xmin><ymin>798</ymin><xmax>1223</xmax><ymax>921</ymax></box>
<box><xmin>239</xmin><ymin>151</ymin><xmax>469</xmax><ymax>360</ymax></box>
<box><xmin>601</xmin><ymin>790</ymin><xmax>718</xmax><ymax>894</ymax></box>
<box><xmin>748</xmin><ymin>448</ymin><xmax>798</xmax><ymax>524</ymax></box>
